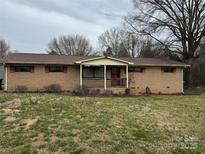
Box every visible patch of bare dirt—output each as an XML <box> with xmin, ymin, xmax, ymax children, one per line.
<box><xmin>21</xmin><ymin>118</ymin><xmax>38</xmax><ymax>129</ymax></box>
<box><xmin>37</xmin><ymin>149</ymin><xmax>49</xmax><ymax>154</ymax></box>
<box><xmin>4</xmin><ymin>116</ymin><xmax>16</xmax><ymax>122</ymax></box>
<box><xmin>50</xmin><ymin>136</ymin><xmax>58</xmax><ymax>143</ymax></box>
<box><xmin>2</xmin><ymin>109</ymin><xmax>20</xmax><ymax>114</ymax></box>
<box><xmin>0</xmin><ymin>146</ymin><xmax>21</xmax><ymax>153</ymax></box>
<box><xmin>73</xmin><ymin>137</ymin><xmax>80</xmax><ymax>143</ymax></box>
<box><xmin>2</xmin><ymin>108</ymin><xmax>13</xmax><ymax>114</ymax></box>
<box><xmin>0</xmin><ymin>99</ymin><xmax>21</xmax><ymax>109</ymax></box>
<box><xmin>32</xmin><ymin>140</ymin><xmax>47</xmax><ymax>148</ymax></box>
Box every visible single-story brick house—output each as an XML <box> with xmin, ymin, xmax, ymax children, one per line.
<box><xmin>2</xmin><ymin>53</ymin><xmax>189</xmax><ymax>94</ymax></box>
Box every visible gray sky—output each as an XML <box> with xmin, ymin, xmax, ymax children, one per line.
<box><xmin>0</xmin><ymin>0</ymin><xmax>133</xmax><ymax>53</ymax></box>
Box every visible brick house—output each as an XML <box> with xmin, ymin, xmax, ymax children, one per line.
<box><xmin>2</xmin><ymin>53</ymin><xmax>189</xmax><ymax>94</ymax></box>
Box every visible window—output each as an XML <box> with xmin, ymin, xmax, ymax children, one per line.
<box><xmin>48</xmin><ymin>66</ymin><xmax>64</xmax><ymax>72</ymax></box>
<box><xmin>46</xmin><ymin>66</ymin><xmax>67</xmax><ymax>73</ymax></box>
<box><xmin>13</xmin><ymin>66</ymin><xmax>33</xmax><ymax>72</ymax></box>
<box><xmin>128</xmin><ymin>67</ymin><xmax>144</xmax><ymax>73</ymax></box>
<box><xmin>83</xmin><ymin>67</ymin><xmax>104</xmax><ymax>78</ymax></box>
<box><xmin>83</xmin><ymin>68</ymin><xmax>93</xmax><ymax>78</ymax></box>
<box><xmin>94</xmin><ymin>68</ymin><xmax>104</xmax><ymax>78</ymax></box>
<box><xmin>162</xmin><ymin>67</ymin><xmax>176</xmax><ymax>73</ymax></box>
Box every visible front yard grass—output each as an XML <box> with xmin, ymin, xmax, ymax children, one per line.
<box><xmin>0</xmin><ymin>93</ymin><xmax>205</xmax><ymax>153</ymax></box>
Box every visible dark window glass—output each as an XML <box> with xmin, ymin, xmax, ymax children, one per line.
<box><xmin>15</xmin><ymin>66</ymin><xmax>32</xmax><ymax>72</ymax></box>
<box><xmin>128</xmin><ymin>67</ymin><xmax>144</xmax><ymax>73</ymax></box>
<box><xmin>94</xmin><ymin>68</ymin><xmax>104</xmax><ymax>78</ymax></box>
<box><xmin>83</xmin><ymin>68</ymin><xmax>93</xmax><ymax>78</ymax></box>
<box><xmin>162</xmin><ymin>67</ymin><xmax>176</xmax><ymax>73</ymax></box>
<box><xmin>83</xmin><ymin>67</ymin><xmax>104</xmax><ymax>78</ymax></box>
<box><xmin>49</xmin><ymin>66</ymin><xmax>64</xmax><ymax>72</ymax></box>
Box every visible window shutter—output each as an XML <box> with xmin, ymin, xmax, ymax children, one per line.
<box><xmin>10</xmin><ymin>66</ymin><xmax>15</xmax><ymax>73</ymax></box>
<box><xmin>63</xmin><ymin>66</ymin><xmax>68</xmax><ymax>73</ymax></box>
<box><xmin>45</xmin><ymin>66</ymin><xmax>49</xmax><ymax>73</ymax></box>
<box><xmin>31</xmin><ymin>66</ymin><xmax>34</xmax><ymax>73</ymax></box>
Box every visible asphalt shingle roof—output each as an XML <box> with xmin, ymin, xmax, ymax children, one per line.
<box><xmin>4</xmin><ymin>53</ymin><xmax>188</xmax><ymax>67</ymax></box>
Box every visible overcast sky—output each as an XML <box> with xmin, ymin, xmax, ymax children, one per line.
<box><xmin>0</xmin><ymin>0</ymin><xmax>133</xmax><ymax>53</ymax></box>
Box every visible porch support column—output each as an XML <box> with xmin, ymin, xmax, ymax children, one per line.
<box><xmin>80</xmin><ymin>64</ymin><xmax>83</xmax><ymax>88</ymax></box>
<box><xmin>104</xmin><ymin>65</ymin><xmax>107</xmax><ymax>90</ymax></box>
<box><xmin>126</xmin><ymin>65</ymin><xmax>129</xmax><ymax>88</ymax></box>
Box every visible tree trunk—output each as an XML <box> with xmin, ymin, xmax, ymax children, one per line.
<box><xmin>185</xmin><ymin>58</ymin><xmax>194</xmax><ymax>88</ymax></box>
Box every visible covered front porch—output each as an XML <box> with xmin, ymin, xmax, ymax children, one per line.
<box><xmin>82</xmin><ymin>65</ymin><xmax>128</xmax><ymax>89</ymax></box>
<box><xmin>76</xmin><ymin>56</ymin><xmax>133</xmax><ymax>91</ymax></box>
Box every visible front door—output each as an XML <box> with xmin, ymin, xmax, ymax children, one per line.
<box><xmin>111</xmin><ymin>67</ymin><xmax>121</xmax><ymax>86</ymax></box>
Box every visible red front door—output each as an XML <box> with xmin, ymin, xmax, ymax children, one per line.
<box><xmin>111</xmin><ymin>67</ymin><xmax>121</xmax><ymax>86</ymax></box>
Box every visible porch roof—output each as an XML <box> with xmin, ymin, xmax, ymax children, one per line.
<box><xmin>75</xmin><ymin>56</ymin><xmax>133</xmax><ymax>65</ymax></box>
<box><xmin>3</xmin><ymin>53</ymin><xmax>189</xmax><ymax>67</ymax></box>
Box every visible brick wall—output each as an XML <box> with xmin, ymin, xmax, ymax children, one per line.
<box><xmin>129</xmin><ymin>67</ymin><xmax>183</xmax><ymax>94</ymax></box>
<box><xmin>7</xmin><ymin>65</ymin><xmax>80</xmax><ymax>92</ymax></box>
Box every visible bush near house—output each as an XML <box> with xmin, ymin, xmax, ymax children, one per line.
<box><xmin>15</xmin><ymin>86</ymin><xmax>28</xmax><ymax>92</ymax></box>
<box><xmin>43</xmin><ymin>84</ymin><xmax>61</xmax><ymax>93</ymax></box>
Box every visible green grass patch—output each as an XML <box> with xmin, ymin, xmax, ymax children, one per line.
<box><xmin>132</xmin><ymin>128</ymin><xmax>158</xmax><ymax>142</ymax></box>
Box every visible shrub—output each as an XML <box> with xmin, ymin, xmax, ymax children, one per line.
<box><xmin>89</xmin><ymin>89</ymin><xmax>101</xmax><ymax>95</ymax></box>
<box><xmin>44</xmin><ymin>84</ymin><xmax>62</xmax><ymax>93</ymax></box>
<box><xmin>73</xmin><ymin>86</ymin><xmax>89</xmax><ymax>96</ymax></box>
<box><xmin>15</xmin><ymin>86</ymin><xmax>28</xmax><ymax>92</ymax></box>
<box><xmin>101</xmin><ymin>90</ymin><xmax>113</xmax><ymax>96</ymax></box>
<box><xmin>125</xmin><ymin>88</ymin><xmax>130</xmax><ymax>95</ymax></box>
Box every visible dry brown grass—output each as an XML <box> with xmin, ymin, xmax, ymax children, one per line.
<box><xmin>0</xmin><ymin>93</ymin><xmax>204</xmax><ymax>153</ymax></box>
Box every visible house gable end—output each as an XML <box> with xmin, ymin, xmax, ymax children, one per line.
<box><xmin>75</xmin><ymin>56</ymin><xmax>133</xmax><ymax>66</ymax></box>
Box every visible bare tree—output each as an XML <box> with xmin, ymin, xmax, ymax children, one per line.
<box><xmin>47</xmin><ymin>35</ymin><xmax>93</xmax><ymax>56</ymax></box>
<box><xmin>98</xmin><ymin>28</ymin><xmax>127</xmax><ymax>57</ymax></box>
<box><xmin>139</xmin><ymin>38</ymin><xmax>167</xmax><ymax>58</ymax></box>
<box><xmin>125</xmin><ymin>0</ymin><xmax>205</xmax><ymax>86</ymax></box>
<box><xmin>98</xmin><ymin>28</ymin><xmax>142</xmax><ymax>57</ymax></box>
<box><xmin>98</xmin><ymin>27</ymin><xmax>166</xmax><ymax>58</ymax></box>
<box><xmin>0</xmin><ymin>39</ymin><xmax>10</xmax><ymax>59</ymax></box>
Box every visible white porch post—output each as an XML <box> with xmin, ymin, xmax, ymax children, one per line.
<box><xmin>80</xmin><ymin>64</ymin><xmax>83</xmax><ymax>88</ymax></box>
<box><xmin>104</xmin><ymin>65</ymin><xmax>107</xmax><ymax>90</ymax></box>
<box><xmin>126</xmin><ymin>65</ymin><xmax>129</xmax><ymax>88</ymax></box>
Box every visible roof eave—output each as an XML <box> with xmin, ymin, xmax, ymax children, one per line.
<box><xmin>131</xmin><ymin>64</ymin><xmax>190</xmax><ymax>67</ymax></box>
<box><xmin>4</xmin><ymin>61</ymin><xmax>73</xmax><ymax>65</ymax></box>
<box><xmin>4</xmin><ymin>61</ymin><xmax>190</xmax><ymax>67</ymax></box>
